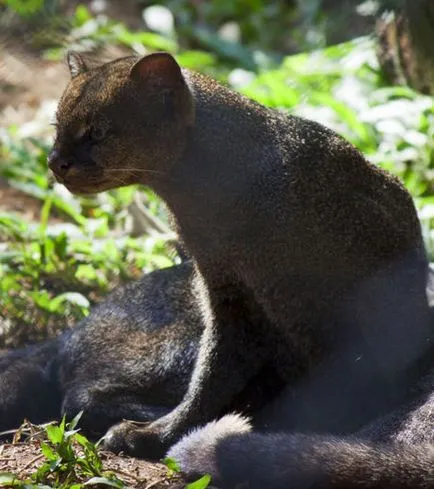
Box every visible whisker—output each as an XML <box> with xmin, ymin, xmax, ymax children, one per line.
<box><xmin>105</xmin><ymin>168</ymin><xmax>166</xmax><ymax>176</ymax></box>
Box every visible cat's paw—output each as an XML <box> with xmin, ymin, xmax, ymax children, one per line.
<box><xmin>167</xmin><ymin>413</ymin><xmax>252</xmax><ymax>480</ymax></box>
<box><xmin>103</xmin><ymin>420</ymin><xmax>167</xmax><ymax>460</ymax></box>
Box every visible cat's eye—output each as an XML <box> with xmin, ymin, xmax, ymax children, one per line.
<box><xmin>91</xmin><ymin>126</ymin><xmax>107</xmax><ymax>141</ymax></box>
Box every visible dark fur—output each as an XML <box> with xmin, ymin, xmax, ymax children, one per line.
<box><xmin>48</xmin><ymin>52</ymin><xmax>434</xmax><ymax>465</ymax></box>
<box><xmin>169</xmin><ymin>349</ymin><xmax>434</xmax><ymax>489</ymax></box>
<box><xmin>0</xmin><ymin>338</ymin><xmax>61</xmax><ymax>431</ymax></box>
<box><xmin>2</xmin><ymin>265</ymin><xmax>434</xmax><ymax>488</ymax></box>
<box><xmin>169</xmin><ymin>282</ymin><xmax>434</xmax><ymax>489</ymax></box>
<box><xmin>0</xmin><ymin>262</ymin><xmax>202</xmax><ymax>436</ymax></box>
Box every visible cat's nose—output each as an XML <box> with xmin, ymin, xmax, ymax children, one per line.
<box><xmin>48</xmin><ymin>149</ymin><xmax>71</xmax><ymax>179</ymax></box>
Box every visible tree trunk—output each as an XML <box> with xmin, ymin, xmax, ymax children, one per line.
<box><xmin>377</xmin><ymin>0</ymin><xmax>434</xmax><ymax>95</ymax></box>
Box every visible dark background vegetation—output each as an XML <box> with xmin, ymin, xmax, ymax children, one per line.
<box><xmin>0</xmin><ymin>0</ymin><xmax>433</xmax><ymax>348</ymax></box>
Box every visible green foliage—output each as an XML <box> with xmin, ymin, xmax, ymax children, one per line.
<box><xmin>0</xmin><ymin>202</ymin><xmax>174</xmax><ymax>345</ymax></box>
<box><xmin>33</xmin><ymin>0</ymin><xmax>324</xmax><ymax>69</ymax></box>
<box><xmin>140</xmin><ymin>0</ymin><xmax>324</xmax><ymax>55</ymax></box>
<box><xmin>0</xmin><ymin>129</ymin><xmax>175</xmax><ymax>346</ymax></box>
<box><xmin>0</xmin><ymin>424</ymin><xmax>209</xmax><ymax>488</ymax></box>
<box><xmin>4</xmin><ymin>0</ymin><xmax>45</xmax><ymax>16</ymax></box>
<box><xmin>0</xmin><ymin>415</ymin><xmax>125</xmax><ymax>488</ymax></box>
<box><xmin>163</xmin><ymin>457</ymin><xmax>181</xmax><ymax>476</ymax></box>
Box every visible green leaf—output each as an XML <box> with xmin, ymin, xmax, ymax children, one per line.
<box><xmin>0</xmin><ymin>473</ymin><xmax>18</xmax><ymax>486</ymax></box>
<box><xmin>39</xmin><ymin>193</ymin><xmax>53</xmax><ymax>238</ymax></box>
<box><xmin>102</xmin><ymin>240</ymin><xmax>119</xmax><ymax>262</ymax></box>
<box><xmin>84</xmin><ymin>477</ymin><xmax>124</xmax><ymax>488</ymax></box>
<box><xmin>148</xmin><ymin>254</ymin><xmax>175</xmax><ymax>269</ymax></box>
<box><xmin>40</xmin><ymin>442</ymin><xmax>58</xmax><ymax>461</ymax></box>
<box><xmin>43</xmin><ymin>47</ymin><xmax>65</xmax><ymax>61</ymax></box>
<box><xmin>0</xmin><ymin>212</ymin><xmax>28</xmax><ymax>240</ymax></box>
<box><xmin>185</xmin><ymin>474</ymin><xmax>212</xmax><ymax>489</ymax></box>
<box><xmin>5</xmin><ymin>0</ymin><xmax>44</xmax><ymax>16</ymax></box>
<box><xmin>75</xmin><ymin>264</ymin><xmax>98</xmax><ymax>282</ymax></box>
<box><xmin>114</xmin><ymin>25</ymin><xmax>177</xmax><ymax>52</ymax></box>
<box><xmin>53</xmin><ymin>232</ymin><xmax>69</xmax><ymax>260</ymax></box>
<box><xmin>163</xmin><ymin>457</ymin><xmax>181</xmax><ymax>473</ymax></box>
<box><xmin>50</xmin><ymin>292</ymin><xmax>90</xmax><ymax>313</ymax></box>
<box><xmin>46</xmin><ymin>424</ymin><xmax>64</xmax><ymax>445</ymax></box>
<box><xmin>75</xmin><ymin>5</ymin><xmax>92</xmax><ymax>26</ymax></box>
<box><xmin>193</xmin><ymin>26</ymin><xmax>256</xmax><ymax>70</ymax></box>
<box><xmin>51</xmin><ymin>195</ymin><xmax>86</xmax><ymax>226</ymax></box>
<box><xmin>68</xmin><ymin>411</ymin><xmax>84</xmax><ymax>431</ymax></box>
<box><xmin>176</xmin><ymin>51</ymin><xmax>216</xmax><ymax>70</ymax></box>
<box><xmin>30</xmin><ymin>290</ymin><xmax>53</xmax><ymax>312</ymax></box>
<box><xmin>9</xmin><ymin>180</ymin><xmax>47</xmax><ymax>200</ymax></box>
<box><xmin>74</xmin><ymin>433</ymin><xmax>93</xmax><ymax>450</ymax></box>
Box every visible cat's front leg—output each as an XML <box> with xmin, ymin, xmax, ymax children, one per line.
<box><xmin>104</xmin><ymin>289</ymin><xmax>268</xmax><ymax>460</ymax></box>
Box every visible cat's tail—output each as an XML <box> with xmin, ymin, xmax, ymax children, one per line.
<box><xmin>0</xmin><ymin>336</ymin><xmax>62</xmax><ymax>433</ymax></box>
<box><xmin>168</xmin><ymin>413</ymin><xmax>434</xmax><ymax>489</ymax></box>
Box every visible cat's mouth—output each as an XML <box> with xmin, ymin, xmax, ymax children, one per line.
<box><xmin>50</xmin><ymin>165</ymin><xmax>136</xmax><ymax>195</ymax></box>
<box><xmin>50</xmin><ymin>167</ymin><xmax>116</xmax><ymax>195</ymax></box>
<box><xmin>62</xmin><ymin>179</ymin><xmax>116</xmax><ymax>195</ymax></box>
<box><xmin>48</xmin><ymin>150</ymin><xmax>111</xmax><ymax>194</ymax></box>
<box><xmin>49</xmin><ymin>171</ymin><xmax>111</xmax><ymax>194</ymax></box>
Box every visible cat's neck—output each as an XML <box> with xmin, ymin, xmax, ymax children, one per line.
<box><xmin>150</xmin><ymin>71</ymin><xmax>279</xmax><ymax>231</ymax></box>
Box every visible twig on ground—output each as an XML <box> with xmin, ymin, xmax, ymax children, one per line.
<box><xmin>18</xmin><ymin>453</ymin><xmax>45</xmax><ymax>474</ymax></box>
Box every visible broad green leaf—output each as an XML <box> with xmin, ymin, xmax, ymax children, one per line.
<box><xmin>40</xmin><ymin>442</ymin><xmax>57</xmax><ymax>461</ymax></box>
<box><xmin>186</xmin><ymin>474</ymin><xmax>212</xmax><ymax>489</ymax></box>
<box><xmin>46</xmin><ymin>424</ymin><xmax>64</xmax><ymax>444</ymax></box>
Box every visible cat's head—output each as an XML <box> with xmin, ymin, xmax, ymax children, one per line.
<box><xmin>48</xmin><ymin>52</ymin><xmax>194</xmax><ymax>194</ymax></box>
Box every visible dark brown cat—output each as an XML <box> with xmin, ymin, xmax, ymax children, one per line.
<box><xmin>48</xmin><ymin>52</ymin><xmax>433</xmax><ymax>467</ymax></box>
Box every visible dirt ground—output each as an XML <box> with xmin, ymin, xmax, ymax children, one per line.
<box><xmin>0</xmin><ymin>440</ymin><xmax>185</xmax><ymax>488</ymax></box>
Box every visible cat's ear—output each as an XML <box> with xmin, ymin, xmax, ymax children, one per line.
<box><xmin>129</xmin><ymin>52</ymin><xmax>184</xmax><ymax>88</ymax></box>
<box><xmin>66</xmin><ymin>51</ymin><xmax>88</xmax><ymax>79</ymax></box>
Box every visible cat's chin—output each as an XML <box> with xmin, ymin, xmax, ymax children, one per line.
<box><xmin>63</xmin><ymin>181</ymin><xmax>117</xmax><ymax>195</ymax></box>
